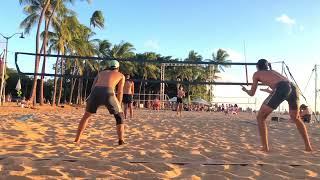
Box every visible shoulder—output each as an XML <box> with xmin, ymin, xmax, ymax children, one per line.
<box><xmin>118</xmin><ymin>72</ymin><xmax>125</xmax><ymax>78</ymax></box>
<box><xmin>253</xmin><ymin>71</ymin><xmax>261</xmax><ymax>79</ymax></box>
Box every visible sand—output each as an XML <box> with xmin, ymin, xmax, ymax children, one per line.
<box><xmin>0</xmin><ymin>104</ymin><xmax>320</xmax><ymax>179</ymax></box>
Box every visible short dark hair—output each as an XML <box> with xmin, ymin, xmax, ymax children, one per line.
<box><xmin>109</xmin><ymin>67</ymin><xmax>119</xmax><ymax>70</ymax></box>
<box><xmin>257</xmin><ymin>59</ymin><xmax>271</xmax><ymax>71</ymax></box>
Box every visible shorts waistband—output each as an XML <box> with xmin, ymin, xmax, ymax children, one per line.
<box><xmin>93</xmin><ymin>86</ymin><xmax>115</xmax><ymax>94</ymax></box>
<box><xmin>276</xmin><ymin>81</ymin><xmax>290</xmax><ymax>86</ymax></box>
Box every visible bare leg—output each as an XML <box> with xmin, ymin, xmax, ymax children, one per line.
<box><xmin>256</xmin><ymin>104</ymin><xmax>273</xmax><ymax>152</ymax></box>
<box><xmin>176</xmin><ymin>103</ymin><xmax>180</xmax><ymax>116</ymax></box>
<box><xmin>117</xmin><ymin>124</ymin><xmax>125</xmax><ymax>144</ymax></box>
<box><xmin>123</xmin><ymin>103</ymin><xmax>128</xmax><ymax>119</ymax></box>
<box><xmin>289</xmin><ymin>109</ymin><xmax>312</xmax><ymax>151</ymax></box>
<box><xmin>129</xmin><ymin>103</ymin><xmax>133</xmax><ymax>118</ymax></box>
<box><xmin>179</xmin><ymin>103</ymin><xmax>183</xmax><ymax>117</ymax></box>
<box><xmin>74</xmin><ymin>111</ymin><xmax>92</xmax><ymax>144</ymax></box>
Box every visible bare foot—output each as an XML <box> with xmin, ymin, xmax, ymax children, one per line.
<box><xmin>118</xmin><ymin>140</ymin><xmax>126</xmax><ymax>145</ymax></box>
<box><xmin>261</xmin><ymin>147</ymin><xmax>270</xmax><ymax>152</ymax></box>
<box><xmin>305</xmin><ymin>146</ymin><xmax>313</xmax><ymax>152</ymax></box>
<box><xmin>74</xmin><ymin>140</ymin><xmax>80</xmax><ymax>146</ymax></box>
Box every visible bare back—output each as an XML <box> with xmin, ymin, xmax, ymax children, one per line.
<box><xmin>94</xmin><ymin>70</ymin><xmax>125</xmax><ymax>92</ymax></box>
<box><xmin>253</xmin><ymin>70</ymin><xmax>288</xmax><ymax>89</ymax></box>
<box><xmin>123</xmin><ymin>80</ymin><xmax>134</xmax><ymax>95</ymax></box>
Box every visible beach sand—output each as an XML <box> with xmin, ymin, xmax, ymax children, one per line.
<box><xmin>0</xmin><ymin>104</ymin><xmax>320</xmax><ymax>179</ymax></box>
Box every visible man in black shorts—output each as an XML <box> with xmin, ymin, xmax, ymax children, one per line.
<box><xmin>176</xmin><ymin>86</ymin><xmax>185</xmax><ymax>117</ymax></box>
<box><xmin>75</xmin><ymin>60</ymin><xmax>126</xmax><ymax>145</ymax></box>
<box><xmin>123</xmin><ymin>74</ymin><xmax>134</xmax><ymax>119</ymax></box>
<box><xmin>300</xmin><ymin>104</ymin><xmax>311</xmax><ymax>123</ymax></box>
<box><xmin>241</xmin><ymin>59</ymin><xmax>312</xmax><ymax>152</ymax></box>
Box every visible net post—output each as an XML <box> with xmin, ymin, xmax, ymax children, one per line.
<box><xmin>315</xmin><ymin>64</ymin><xmax>318</xmax><ymax>119</ymax></box>
<box><xmin>160</xmin><ymin>64</ymin><xmax>165</xmax><ymax>109</ymax></box>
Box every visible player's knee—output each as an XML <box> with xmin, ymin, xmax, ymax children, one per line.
<box><xmin>257</xmin><ymin>113</ymin><xmax>267</xmax><ymax>121</ymax></box>
<box><xmin>114</xmin><ymin>113</ymin><xmax>124</xmax><ymax>125</ymax></box>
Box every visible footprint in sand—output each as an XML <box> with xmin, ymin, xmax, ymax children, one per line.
<box><xmin>139</xmin><ymin>150</ymin><xmax>146</xmax><ymax>155</ymax></box>
<box><xmin>305</xmin><ymin>169</ymin><xmax>318</xmax><ymax>178</ymax></box>
<box><xmin>165</xmin><ymin>164</ymin><xmax>182</xmax><ymax>178</ymax></box>
<box><xmin>154</xmin><ymin>132</ymin><xmax>165</xmax><ymax>138</ymax></box>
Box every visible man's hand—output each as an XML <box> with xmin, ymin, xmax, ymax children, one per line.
<box><xmin>241</xmin><ymin>85</ymin><xmax>252</xmax><ymax>96</ymax></box>
<box><xmin>241</xmin><ymin>85</ymin><xmax>248</xmax><ymax>93</ymax></box>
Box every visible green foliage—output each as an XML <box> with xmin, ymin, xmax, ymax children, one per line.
<box><xmin>90</xmin><ymin>10</ymin><xmax>104</xmax><ymax>29</ymax></box>
<box><xmin>17</xmin><ymin>0</ymin><xmax>231</xmax><ymax>104</ymax></box>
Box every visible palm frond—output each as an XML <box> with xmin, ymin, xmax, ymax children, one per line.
<box><xmin>90</xmin><ymin>10</ymin><xmax>105</xmax><ymax>29</ymax></box>
<box><xmin>20</xmin><ymin>13</ymin><xmax>39</xmax><ymax>34</ymax></box>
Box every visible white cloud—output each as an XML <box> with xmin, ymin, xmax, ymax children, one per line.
<box><xmin>276</xmin><ymin>14</ymin><xmax>296</xmax><ymax>26</ymax></box>
<box><xmin>144</xmin><ymin>39</ymin><xmax>160</xmax><ymax>50</ymax></box>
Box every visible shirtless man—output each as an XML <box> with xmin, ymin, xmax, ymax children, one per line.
<box><xmin>75</xmin><ymin>60</ymin><xmax>126</xmax><ymax>145</ymax></box>
<box><xmin>123</xmin><ymin>74</ymin><xmax>134</xmax><ymax>119</ymax></box>
<box><xmin>177</xmin><ymin>86</ymin><xmax>186</xmax><ymax>117</ymax></box>
<box><xmin>241</xmin><ymin>59</ymin><xmax>312</xmax><ymax>152</ymax></box>
<box><xmin>300</xmin><ymin>104</ymin><xmax>311</xmax><ymax>123</ymax></box>
<box><xmin>153</xmin><ymin>96</ymin><xmax>160</xmax><ymax>111</ymax></box>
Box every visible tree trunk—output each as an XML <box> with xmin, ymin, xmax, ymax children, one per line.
<box><xmin>29</xmin><ymin>0</ymin><xmax>51</xmax><ymax>106</ymax></box>
<box><xmin>76</xmin><ymin>78</ymin><xmax>81</xmax><ymax>104</ymax></box>
<box><xmin>68</xmin><ymin>66</ymin><xmax>77</xmax><ymax>104</ymax></box>
<box><xmin>69</xmin><ymin>78</ymin><xmax>77</xmax><ymax>104</ymax></box>
<box><xmin>188</xmin><ymin>84</ymin><xmax>191</xmax><ymax>105</ymax></box>
<box><xmin>52</xmin><ymin>51</ymin><xmax>60</xmax><ymax>106</ymax></box>
<box><xmin>138</xmin><ymin>76</ymin><xmax>145</xmax><ymax>108</ymax></box>
<box><xmin>79</xmin><ymin>78</ymin><xmax>83</xmax><ymax>104</ymax></box>
<box><xmin>40</xmin><ymin>16</ymin><xmax>49</xmax><ymax>105</ymax></box>
<box><xmin>84</xmin><ymin>78</ymin><xmax>88</xmax><ymax>101</ymax></box>
<box><xmin>40</xmin><ymin>4</ymin><xmax>57</xmax><ymax>105</ymax></box>
<box><xmin>57</xmin><ymin>57</ymin><xmax>64</xmax><ymax>106</ymax></box>
<box><xmin>143</xmin><ymin>81</ymin><xmax>146</xmax><ymax>107</ymax></box>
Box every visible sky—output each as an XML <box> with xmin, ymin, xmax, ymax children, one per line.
<box><xmin>0</xmin><ymin>0</ymin><xmax>319</xmax><ymax>110</ymax></box>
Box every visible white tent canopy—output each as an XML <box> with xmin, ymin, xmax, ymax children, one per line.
<box><xmin>191</xmin><ymin>98</ymin><xmax>210</xmax><ymax>106</ymax></box>
<box><xmin>169</xmin><ymin>97</ymin><xmax>177</xmax><ymax>102</ymax></box>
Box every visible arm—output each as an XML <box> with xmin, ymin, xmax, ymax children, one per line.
<box><xmin>131</xmin><ymin>82</ymin><xmax>134</xmax><ymax>95</ymax></box>
<box><xmin>91</xmin><ymin>75</ymin><xmax>98</xmax><ymax>92</ymax></box>
<box><xmin>117</xmin><ymin>75</ymin><xmax>125</xmax><ymax>103</ymax></box>
<box><xmin>241</xmin><ymin>73</ymin><xmax>259</xmax><ymax>96</ymax></box>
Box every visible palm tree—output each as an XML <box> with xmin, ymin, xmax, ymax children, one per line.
<box><xmin>186</xmin><ymin>50</ymin><xmax>202</xmax><ymax>62</ymax></box>
<box><xmin>108</xmin><ymin>41</ymin><xmax>135</xmax><ymax>59</ymax></box>
<box><xmin>135</xmin><ymin>52</ymin><xmax>160</xmax><ymax>106</ymax></box>
<box><xmin>180</xmin><ymin>50</ymin><xmax>204</xmax><ymax>103</ymax></box>
<box><xmin>212</xmin><ymin>49</ymin><xmax>231</xmax><ymax>75</ymax></box>
<box><xmin>103</xmin><ymin>41</ymin><xmax>136</xmax><ymax>74</ymax></box>
<box><xmin>20</xmin><ymin>0</ymin><xmax>52</xmax><ymax>105</ymax></box>
<box><xmin>67</xmin><ymin>24</ymin><xmax>97</xmax><ymax>105</ymax></box>
<box><xmin>20</xmin><ymin>0</ymin><xmax>93</xmax><ymax>106</ymax></box>
<box><xmin>78</xmin><ymin>11</ymin><xmax>106</xmax><ymax>101</ymax></box>
<box><xmin>209</xmin><ymin>49</ymin><xmax>231</xmax><ymax>101</ymax></box>
<box><xmin>90</xmin><ymin>10</ymin><xmax>104</xmax><ymax>29</ymax></box>
<box><xmin>93</xmin><ymin>39</ymin><xmax>111</xmax><ymax>58</ymax></box>
<box><xmin>47</xmin><ymin>15</ymin><xmax>80</xmax><ymax>105</ymax></box>
<box><xmin>39</xmin><ymin>0</ymin><xmax>75</xmax><ymax>105</ymax></box>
